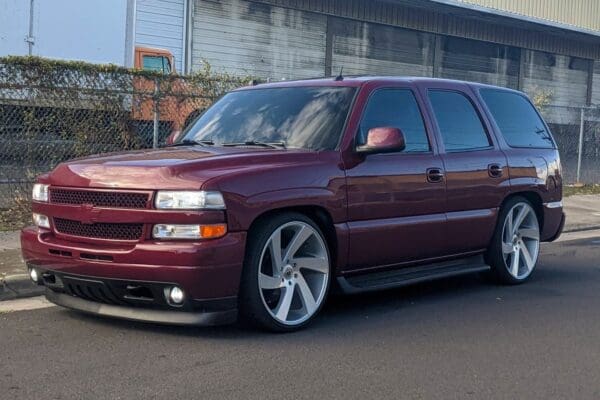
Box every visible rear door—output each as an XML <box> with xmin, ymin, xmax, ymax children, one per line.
<box><xmin>418</xmin><ymin>81</ymin><xmax>510</xmax><ymax>254</ymax></box>
<box><xmin>344</xmin><ymin>83</ymin><xmax>447</xmax><ymax>271</ymax></box>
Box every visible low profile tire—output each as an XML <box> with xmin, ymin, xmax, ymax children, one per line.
<box><xmin>239</xmin><ymin>212</ymin><xmax>331</xmax><ymax>332</ymax></box>
<box><xmin>487</xmin><ymin>197</ymin><xmax>541</xmax><ymax>285</ymax></box>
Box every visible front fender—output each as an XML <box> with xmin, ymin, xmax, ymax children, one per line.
<box><xmin>225</xmin><ymin>187</ymin><xmax>346</xmax><ymax>232</ymax></box>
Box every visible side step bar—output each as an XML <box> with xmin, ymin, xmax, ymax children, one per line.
<box><xmin>337</xmin><ymin>255</ymin><xmax>490</xmax><ymax>294</ymax></box>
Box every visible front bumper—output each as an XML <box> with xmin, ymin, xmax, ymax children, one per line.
<box><xmin>21</xmin><ymin>226</ymin><xmax>246</xmax><ymax>325</ymax></box>
<box><xmin>46</xmin><ymin>289</ymin><xmax>236</xmax><ymax>326</ymax></box>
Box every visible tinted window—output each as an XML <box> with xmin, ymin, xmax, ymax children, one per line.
<box><xmin>143</xmin><ymin>56</ymin><xmax>171</xmax><ymax>74</ymax></box>
<box><xmin>359</xmin><ymin>89</ymin><xmax>430</xmax><ymax>152</ymax></box>
<box><xmin>182</xmin><ymin>87</ymin><xmax>356</xmax><ymax>150</ymax></box>
<box><xmin>428</xmin><ymin>91</ymin><xmax>491</xmax><ymax>151</ymax></box>
<box><xmin>480</xmin><ymin>89</ymin><xmax>554</xmax><ymax>148</ymax></box>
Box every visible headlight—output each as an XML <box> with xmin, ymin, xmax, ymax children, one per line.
<box><xmin>152</xmin><ymin>223</ymin><xmax>227</xmax><ymax>240</ymax></box>
<box><xmin>154</xmin><ymin>191</ymin><xmax>225</xmax><ymax>210</ymax></box>
<box><xmin>32</xmin><ymin>184</ymin><xmax>49</xmax><ymax>202</ymax></box>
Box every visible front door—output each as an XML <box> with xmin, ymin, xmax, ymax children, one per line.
<box><xmin>344</xmin><ymin>86</ymin><xmax>447</xmax><ymax>271</ymax></box>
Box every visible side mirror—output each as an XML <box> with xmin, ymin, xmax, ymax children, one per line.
<box><xmin>356</xmin><ymin>127</ymin><xmax>406</xmax><ymax>154</ymax></box>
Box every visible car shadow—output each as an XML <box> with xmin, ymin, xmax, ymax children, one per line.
<box><xmin>58</xmin><ymin>271</ymin><xmax>493</xmax><ymax>339</ymax></box>
<box><xmin>58</xmin><ymin>261</ymin><xmax>591</xmax><ymax>339</ymax></box>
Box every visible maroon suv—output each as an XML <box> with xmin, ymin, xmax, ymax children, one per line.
<box><xmin>21</xmin><ymin>77</ymin><xmax>564</xmax><ymax>331</ymax></box>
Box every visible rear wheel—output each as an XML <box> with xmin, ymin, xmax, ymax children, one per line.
<box><xmin>487</xmin><ymin>197</ymin><xmax>541</xmax><ymax>284</ymax></box>
<box><xmin>239</xmin><ymin>213</ymin><xmax>331</xmax><ymax>332</ymax></box>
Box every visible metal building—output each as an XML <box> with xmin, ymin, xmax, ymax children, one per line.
<box><xmin>3</xmin><ymin>0</ymin><xmax>599</xmax><ymax>126</ymax></box>
<box><xmin>454</xmin><ymin>0</ymin><xmax>600</xmax><ymax>32</ymax></box>
<box><xmin>181</xmin><ymin>0</ymin><xmax>600</xmax><ymax>129</ymax></box>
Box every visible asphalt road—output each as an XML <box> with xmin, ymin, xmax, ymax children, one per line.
<box><xmin>1</xmin><ymin>236</ymin><xmax>600</xmax><ymax>400</ymax></box>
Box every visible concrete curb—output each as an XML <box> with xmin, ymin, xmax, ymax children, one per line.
<box><xmin>563</xmin><ymin>225</ymin><xmax>600</xmax><ymax>234</ymax></box>
<box><xmin>0</xmin><ymin>274</ymin><xmax>45</xmax><ymax>301</ymax></box>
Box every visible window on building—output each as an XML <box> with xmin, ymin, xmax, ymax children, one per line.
<box><xmin>569</xmin><ymin>57</ymin><xmax>591</xmax><ymax>72</ymax></box>
<box><xmin>531</xmin><ymin>51</ymin><xmax>556</xmax><ymax>67</ymax></box>
<box><xmin>480</xmin><ymin>89</ymin><xmax>554</xmax><ymax>149</ymax></box>
<box><xmin>142</xmin><ymin>55</ymin><xmax>171</xmax><ymax>74</ymax></box>
<box><xmin>359</xmin><ymin>89</ymin><xmax>430</xmax><ymax>153</ymax></box>
<box><xmin>428</xmin><ymin>90</ymin><xmax>491</xmax><ymax>152</ymax></box>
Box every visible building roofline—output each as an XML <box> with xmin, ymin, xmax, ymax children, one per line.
<box><xmin>428</xmin><ymin>0</ymin><xmax>600</xmax><ymax>39</ymax></box>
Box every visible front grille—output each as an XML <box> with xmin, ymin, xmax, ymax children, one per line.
<box><xmin>54</xmin><ymin>218</ymin><xmax>144</xmax><ymax>241</ymax></box>
<box><xmin>49</xmin><ymin>188</ymin><xmax>149</xmax><ymax>209</ymax></box>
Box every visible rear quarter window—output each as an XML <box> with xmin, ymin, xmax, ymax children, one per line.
<box><xmin>480</xmin><ymin>89</ymin><xmax>554</xmax><ymax>148</ymax></box>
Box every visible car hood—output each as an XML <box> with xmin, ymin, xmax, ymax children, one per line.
<box><xmin>43</xmin><ymin>146</ymin><xmax>317</xmax><ymax>190</ymax></box>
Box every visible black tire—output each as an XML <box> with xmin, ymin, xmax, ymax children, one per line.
<box><xmin>238</xmin><ymin>212</ymin><xmax>332</xmax><ymax>332</ymax></box>
<box><xmin>486</xmin><ymin>196</ymin><xmax>540</xmax><ymax>285</ymax></box>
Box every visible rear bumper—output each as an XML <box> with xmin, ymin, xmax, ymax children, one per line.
<box><xmin>546</xmin><ymin>211</ymin><xmax>566</xmax><ymax>242</ymax></box>
<box><xmin>46</xmin><ymin>289</ymin><xmax>237</xmax><ymax>326</ymax></box>
<box><xmin>542</xmin><ymin>201</ymin><xmax>565</xmax><ymax>242</ymax></box>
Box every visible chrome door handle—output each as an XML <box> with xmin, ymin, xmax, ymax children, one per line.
<box><xmin>488</xmin><ymin>164</ymin><xmax>504</xmax><ymax>178</ymax></box>
<box><xmin>426</xmin><ymin>168</ymin><xmax>445</xmax><ymax>183</ymax></box>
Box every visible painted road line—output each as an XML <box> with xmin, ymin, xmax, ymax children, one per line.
<box><xmin>0</xmin><ymin>296</ymin><xmax>55</xmax><ymax>313</ymax></box>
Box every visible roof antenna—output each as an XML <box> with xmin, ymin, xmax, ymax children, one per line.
<box><xmin>334</xmin><ymin>66</ymin><xmax>344</xmax><ymax>81</ymax></box>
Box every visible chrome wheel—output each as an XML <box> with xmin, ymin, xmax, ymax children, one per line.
<box><xmin>501</xmin><ymin>202</ymin><xmax>540</xmax><ymax>280</ymax></box>
<box><xmin>257</xmin><ymin>221</ymin><xmax>329</xmax><ymax>326</ymax></box>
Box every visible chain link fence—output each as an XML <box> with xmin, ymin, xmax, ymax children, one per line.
<box><xmin>542</xmin><ymin>105</ymin><xmax>600</xmax><ymax>184</ymax></box>
<box><xmin>0</xmin><ymin>56</ymin><xmax>248</xmax><ymax>229</ymax></box>
<box><xmin>0</xmin><ymin>56</ymin><xmax>599</xmax><ymax>230</ymax></box>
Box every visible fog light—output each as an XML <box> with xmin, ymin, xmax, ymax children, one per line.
<box><xmin>33</xmin><ymin>213</ymin><xmax>50</xmax><ymax>229</ymax></box>
<box><xmin>169</xmin><ymin>286</ymin><xmax>184</xmax><ymax>304</ymax></box>
<box><xmin>29</xmin><ymin>268</ymin><xmax>39</xmax><ymax>283</ymax></box>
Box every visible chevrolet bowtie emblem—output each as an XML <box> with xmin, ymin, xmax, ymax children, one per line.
<box><xmin>79</xmin><ymin>203</ymin><xmax>101</xmax><ymax>225</ymax></box>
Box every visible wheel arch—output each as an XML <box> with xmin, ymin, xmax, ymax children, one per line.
<box><xmin>246</xmin><ymin>205</ymin><xmax>338</xmax><ymax>269</ymax></box>
<box><xmin>500</xmin><ymin>191</ymin><xmax>544</xmax><ymax>230</ymax></box>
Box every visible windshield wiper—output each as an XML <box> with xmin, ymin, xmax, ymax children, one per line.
<box><xmin>222</xmin><ymin>140</ymin><xmax>286</xmax><ymax>149</ymax></box>
<box><xmin>167</xmin><ymin>139</ymin><xmax>214</xmax><ymax>147</ymax></box>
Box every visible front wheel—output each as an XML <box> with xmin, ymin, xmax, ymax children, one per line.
<box><xmin>239</xmin><ymin>213</ymin><xmax>331</xmax><ymax>332</ymax></box>
<box><xmin>487</xmin><ymin>197</ymin><xmax>541</xmax><ymax>284</ymax></box>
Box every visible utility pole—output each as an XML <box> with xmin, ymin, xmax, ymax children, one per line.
<box><xmin>25</xmin><ymin>0</ymin><xmax>35</xmax><ymax>55</ymax></box>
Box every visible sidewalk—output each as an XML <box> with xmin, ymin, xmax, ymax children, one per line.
<box><xmin>1</xmin><ymin>194</ymin><xmax>599</xmax><ymax>301</ymax></box>
<box><xmin>562</xmin><ymin>194</ymin><xmax>600</xmax><ymax>232</ymax></box>
<box><xmin>0</xmin><ymin>230</ymin><xmax>40</xmax><ymax>301</ymax></box>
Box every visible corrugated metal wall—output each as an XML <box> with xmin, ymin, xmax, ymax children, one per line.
<box><xmin>136</xmin><ymin>0</ymin><xmax>186</xmax><ymax>72</ymax></box>
<box><xmin>521</xmin><ymin>51</ymin><xmax>590</xmax><ymax>108</ymax></box>
<box><xmin>593</xmin><ymin>62</ymin><xmax>600</xmax><ymax>106</ymax></box>
<box><xmin>456</xmin><ymin>0</ymin><xmax>600</xmax><ymax>33</ymax></box>
<box><xmin>330</xmin><ymin>18</ymin><xmax>434</xmax><ymax>77</ymax></box>
<box><xmin>435</xmin><ymin>36</ymin><xmax>520</xmax><ymax>88</ymax></box>
<box><xmin>191</xmin><ymin>0</ymin><xmax>326</xmax><ymax>80</ymax></box>
<box><xmin>255</xmin><ymin>0</ymin><xmax>600</xmax><ymax>60</ymax></box>
<box><xmin>520</xmin><ymin>50</ymin><xmax>591</xmax><ymax>124</ymax></box>
<box><xmin>188</xmin><ymin>0</ymin><xmax>599</xmax><ymax>123</ymax></box>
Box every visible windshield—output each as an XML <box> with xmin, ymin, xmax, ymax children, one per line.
<box><xmin>180</xmin><ymin>86</ymin><xmax>356</xmax><ymax>150</ymax></box>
